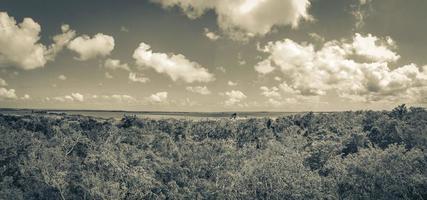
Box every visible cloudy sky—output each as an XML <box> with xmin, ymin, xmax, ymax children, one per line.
<box><xmin>0</xmin><ymin>0</ymin><xmax>426</xmax><ymax>111</ymax></box>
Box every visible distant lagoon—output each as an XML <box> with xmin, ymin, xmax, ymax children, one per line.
<box><xmin>0</xmin><ymin>108</ymin><xmax>305</xmax><ymax>120</ymax></box>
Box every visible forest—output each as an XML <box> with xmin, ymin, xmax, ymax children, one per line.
<box><xmin>0</xmin><ymin>105</ymin><xmax>426</xmax><ymax>199</ymax></box>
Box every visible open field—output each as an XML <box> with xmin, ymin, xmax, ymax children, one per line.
<box><xmin>1</xmin><ymin>105</ymin><xmax>426</xmax><ymax>199</ymax></box>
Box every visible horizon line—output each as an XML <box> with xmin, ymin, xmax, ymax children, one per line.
<box><xmin>0</xmin><ymin>106</ymin><xmax>414</xmax><ymax>113</ymax></box>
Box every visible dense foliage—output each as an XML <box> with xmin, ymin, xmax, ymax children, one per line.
<box><xmin>1</xmin><ymin>105</ymin><xmax>426</xmax><ymax>199</ymax></box>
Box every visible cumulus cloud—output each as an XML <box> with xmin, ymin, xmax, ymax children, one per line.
<box><xmin>259</xmin><ymin>86</ymin><xmax>295</xmax><ymax>107</ymax></box>
<box><xmin>58</xmin><ymin>74</ymin><xmax>67</xmax><ymax>80</ymax></box>
<box><xmin>0</xmin><ymin>88</ymin><xmax>17</xmax><ymax>99</ymax></box>
<box><xmin>186</xmin><ymin>86</ymin><xmax>211</xmax><ymax>95</ymax></box>
<box><xmin>71</xmin><ymin>93</ymin><xmax>84</xmax><ymax>102</ymax></box>
<box><xmin>86</xmin><ymin>94</ymin><xmax>137</xmax><ymax>103</ymax></box>
<box><xmin>255</xmin><ymin>33</ymin><xmax>427</xmax><ymax>103</ymax></box>
<box><xmin>228</xmin><ymin>81</ymin><xmax>237</xmax><ymax>86</ymax></box>
<box><xmin>104</xmin><ymin>58</ymin><xmax>130</xmax><ymax>71</ymax></box>
<box><xmin>133</xmin><ymin>42</ymin><xmax>214</xmax><ymax>83</ymax></box>
<box><xmin>352</xmin><ymin>0</ymin><xmax>374</xmax><ymax>29</ymax></box>
<box><xmin>46</xmin><ymin>24</ymin><xmax>76</xmax><ymax>60</ymax></box>
<box><xmin>352</xmin><ymin>33</ymin><xmax>399</xmax><ymax>62</ymax></box>
<box><xmin>204</xmin><ymin>28</ymin><xmax>220</xmax><ymax>41</ymax></box>
<box><xmin>0</xmin><ymin>78</ymin><xmax>7</xmax><ymax>86</ymax></box>
<box><xmin>53</xmin><ymin>96</ymin><xmax>73</xmax><ymax>102</ymax></box>
<box><xmin>68</xmin><ymin>33</ymin><xmax>114</xmax><ymax>60</ymax></box>
<box><xmin>254</xmin><ymin>59</ymin><xmax>275</xmax><ymax>74</ymax></box>
<box><xmin>21</xmin><ymin>94</ymin><xmax>30</xmax><ymax>100</ymax></box>
<box><xmin>148</xmin><ymin>91</ymin><xmax>168</xmax><ymax>103</ymax></box>
<box><xmin>54</xmin><ymin>92</ymin><xmax>84</xmax><ymax>102</ymax></box>
<box><xmin>260</xmin><ymin>86</ymin><xmax>281</xmax><ymax>98</ymax></box>
<box><xmin>352</xmin><ymin>33</ymin><xmax>400</xmax><ymax>62</ymax></box>
<box><xmin>309</xmin><ymin>32</ymin><xmax>325</xmax><ymax>42</ymax></box>
<box><xmin>129</xmin><ymin>72</ymin><xmax>149</xmax><ymax>83</ymax></box>
<box><xmin>0</xmin><ymin>12</ymin><xmax>76</xmax><ymax>70</ymax></box>
<box><xmin>224</xmin><ymin>90</ymin><xmax>247</xmax><ymax>106</ymax></box>
<box><xmin>111</xmin><ymin>94</ymin><xmax>135</xmax><ymax>102</ymax></box>
<box><xmin>151</xmin><ymin>0</ymin><xmax>312</xmax><ymax>40</ymax></box>
<box><xmin>0</xmin><ymin>12</ymin><xmax>46</xmax><ymax>69</ymax></box>
<box><xmin>101</xmin><ymin>94</ymin><xmax>136</xmax><ymax>102</ymax></box>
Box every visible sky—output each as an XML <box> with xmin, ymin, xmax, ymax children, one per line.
<box><xmin>0</xmin><ymin>0</ymin><xmax>426</xmax><ymax>112</ymax></box>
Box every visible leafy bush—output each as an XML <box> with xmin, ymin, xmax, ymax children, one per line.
<box><xmin>0</xmin><ymin>105</ymin><xmax>426</xmax><ymax>199</ymax></box>
<box><xmin>326</xmin><ymin>145</ymin><xmax>427</xmax><ymax>199</ymax></box>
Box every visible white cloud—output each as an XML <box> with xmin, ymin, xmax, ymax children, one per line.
<box><xmin>71</xmin><ymin>93</ymin><xmax>84</xmax><ymax>102</ymax></box>
<box><xmin>54</xmin><ymin>92</ymin><xmax>84</xmax><ymax>102</ymax></box>
<box><xmin>0</xmin><ymin>12</ymin><xmax>76</xmax><ymax>70</ymax></box>
<box><xmin>0</xmin><ymin>78</ymin><xmax>7</xmax><ymax>86</ymax></box>
<box><xmin>224</xmin><ymin>90</ymin><xmax>247</xmax><ymax>106</ymax></box>
<box><xmin>105</xmin><ymin>72</ymin><xmax>113</xmax><ymax>79</ymax></box>
<box><xmin>148</xmin><ymin>91</ymin><xmax>168</xmax><ymax>103</ymax></box>
<box><xmin>46</xmin><ymin>24</ymin><xmax>76</xmax><ymax>60</ymax></box>
<box><xmin>133</xmin><ymin>42</ymin><xmax>214</xmax><ymax>83</ymax></box>
<box><xmin>204</xmin><ymin>28</ymin><xmax>220</xmax><ymax>41</ymax></box>
<box><xmin>260</xmin><ymin>86</ymin><xmax>281</xmax><ymax>98</ymax></box>
<box><xmin>227</xmin><ymin>81</ymin><xmax>237</xmax><ymax>86</ymax></box>
<box><xmin>254</xmin><ymin>59</ymin><xmax>275</xmax><ymax>74</ymax></box>
<box><xmin>186</xmin><ymin>86</ymin><xmax>211</xmax><ymax>95</ymax></box>
<box><xmin>352</xmin><ymin>0</ymin><xmax>374</xmax><ymax>29</ymax></box>
<box><xmin>151</xmin><ymin>0</ymin><xmax>312</xmax><ymax>40</ymax></box>
<box><xmin>21</xmin><ymin>94</ymin><xmax>30</xmax><ymax>100</ymax></box>
<box><xmin>53</xmin><ymin>96</ymin><xmax>72</xmax><ymax>102</ymax></box>
<box><xmin>0</xmin><ymin>88</ymin><xmax>17</xmax><ymax>99</ymax></box>
<box><xmin>68</xmin><ymin>33</ymin><xmax>114</xmax><ymax>60</ymax></box>
<box><xmin>0</xmin><ymin>12</ymin><xmax>46</xmax><ymax>69</ymax></box>
<box><xmin>352</xmin><ymin>33</ymin><xmax>399</xmax><ymax>62</ymax></box>
<box><xmin>112</xmin><ymin>94</ymin><xmax>135</xmax><ymax>102</ymax></box>
<box><xmin>255</xmin><ymin>33</ymin><xmax>427</xmax><ymax>103</ymax></box>
<box><xmin>102</xmin><ymin>94</ymin><xmax>136</xmax><ymax>102</ymax></box>
<box><xmin>86</xmin><ymin>94</ymin><xmax>137</xmax><ymax>103</ymax></box>
<box><xmin>104</xmin><ymin>58</ymin><xmax>130</xmax><ymax>71</ymax></box>
<box><xmin>309</xmin><ymin>32</ymin><xmax>325</xmax><ymax>42</ymax></box>
<box><xmin>58</xmin><ymin>74</ymin><xmax>67</xmax><ymax>80</ymax></box>
<box><xmin>129</xmin><ymin>72</ymin><xmax>149</xmax><ymax>83</ymax></box>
